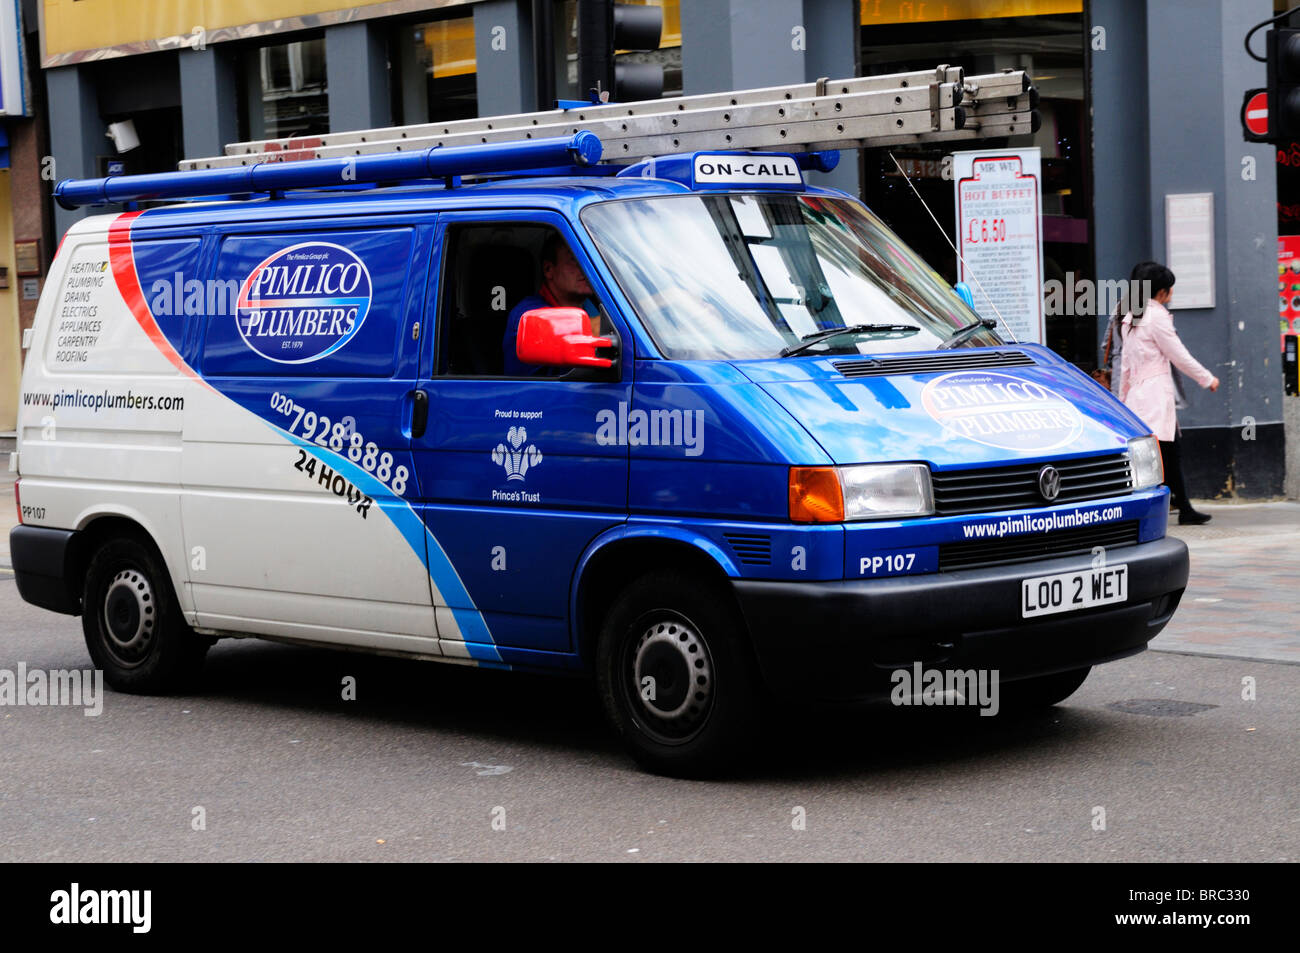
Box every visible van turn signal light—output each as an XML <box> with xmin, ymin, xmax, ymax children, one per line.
<box><xmin>788</xmin><ymin>466</ymin><xmax>844</xmax><ymax>523</ymax></box>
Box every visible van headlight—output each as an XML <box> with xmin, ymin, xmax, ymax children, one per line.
<box><xmin>789</xmin><ymin>464</ymin><xmax>934</xmax><ymax>522</ymax></box>
<box><xmin>842</xmin><ymin>464</ymin><xmax>935</xmax><ymax>519</ymax></box>
<box><xmin>1128</xmin><ymin>436</ymin><xmax>1163</xmax><ymax>490</ymax></box>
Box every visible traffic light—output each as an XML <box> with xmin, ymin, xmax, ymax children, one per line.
<box><xmin>1243</xmin><ymin>27</ymin><xmax>1300</xmax><ymax>142</ymax></box>
<box><xmin>1270</xmin><ymin>29</ymin><xmax>1300</xmax><ymax>141</ymax></box>
<box><xmin>577</xmin><ymin>1</ymin><xmax>664</xmax><ymax>103</ymax></box>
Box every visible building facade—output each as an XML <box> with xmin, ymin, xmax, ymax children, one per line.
<box><xmin>0</xmin><ymin>0</ymin><xmax>52</xmax><ymax>435</ymax></box>
<box><xmin>7</xmin><ymin>0</ymin><xmax>1292</xmax><ymax>497</ymax></box>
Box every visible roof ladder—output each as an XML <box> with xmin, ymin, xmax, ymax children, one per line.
<box><xmin>178</xmin><ymin>65</ymin><xmax>1039</xmax><ymax>171</ymax></box>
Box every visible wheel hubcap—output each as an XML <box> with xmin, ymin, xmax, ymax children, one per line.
<box><xmin>102</xmin><ymin>569</ymin><xmax>155</xmax><ymax>666</ymax></box>
<box><xmin>631</xmin><ymin>616</ymin><xmax>713</xmax><ymax>736</ymax></box>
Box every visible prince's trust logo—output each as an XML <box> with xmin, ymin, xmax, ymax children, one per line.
<box><xmin>492</xmin><ymin>426</ymin><xmax>542</xmax><ymax>482</ymax></box>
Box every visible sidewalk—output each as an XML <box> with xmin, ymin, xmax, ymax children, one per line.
<box><xmin>1157</xmin><ymin>502</ymin><xmax>1300</xmax><ymax>664</ymax></box>
<box><xmin>0</xmin><ymin>473</ymin><xmax>12</xmax><ymax>571</ymax></box>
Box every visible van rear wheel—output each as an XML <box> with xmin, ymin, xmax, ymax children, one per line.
<box><xmin>596</xmin><ymin>571</ymin><xmax>760</xmax><ymax>776</ymax></box>
<box><xmin>81</xmin><ymin>537</ymin><xmax>209</xmax><ymax>693</ymax></box>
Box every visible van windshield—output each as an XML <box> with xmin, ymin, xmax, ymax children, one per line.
<box><xmin>581</xmin><ymin>193</ymin><xmax>1001</xmax><ymax>361</ymax></box>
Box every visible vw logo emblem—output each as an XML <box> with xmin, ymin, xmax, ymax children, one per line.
<box><xmin>1037</xmin><ymin>465</ymin><xmax>1062</xmax><ymax>501</ymax></box>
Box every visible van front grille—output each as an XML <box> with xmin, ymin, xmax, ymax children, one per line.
<box><xmin>931</xmin><ymin>454</ymin><xmax>1132</xmax><ymax>516</ymax></box>
<box><xmin>938</xmin><ymin>520</ymin><xmax>1141</xmax><ymax>572</ymax></box>
<box><xmin>832</xmin><ymin>350</ymin><xmax>1035</xmax><ymax>379</ymax></box>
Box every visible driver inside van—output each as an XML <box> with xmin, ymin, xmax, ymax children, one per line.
<box><xmin>502</xmin><ymin>234</ymin><xmax>600</xmax><ymax>376</ymax></box>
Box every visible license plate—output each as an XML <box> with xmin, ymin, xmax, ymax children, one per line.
<box><xmin>1021</xmin><ymin>565</ymin><xmax>1128</xmax><ymax>618</ymax></box>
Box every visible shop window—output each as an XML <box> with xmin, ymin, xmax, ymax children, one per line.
<box><xmin>394</xmin><ymin>17</ymin><xmax>477</xmax><ymax>124</ymax></box>
<box><xmin>238</xmin><ymin>37</ymin><xmax>329</xmax><ymax>141</ymax></box>
<box><xmin>90</xmin><ymin>51</ymin><xmax>182</xmax><ymax>176</ymax></box>
<box><xmin>857</xmin><ymin>10</ymin><xmax>1091</xmax><ymax>367</ymax></box>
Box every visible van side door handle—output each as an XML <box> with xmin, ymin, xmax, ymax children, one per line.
<box><xmin>411</xmin><ymin>389</ymin><xmax>429</xmax><ymax>439</ymax></box>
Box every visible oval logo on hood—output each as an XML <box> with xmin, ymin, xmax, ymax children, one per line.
<box><xmin>921</xmin><ymin>371</ymin><xmax>1083</xmax><ymax>451</ymax></box>
<box><xmin>236</xmin><ymin>242</ymin><xmax>371</xmax><ymax>364</ymax></box>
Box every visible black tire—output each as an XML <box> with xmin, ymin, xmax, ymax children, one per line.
<box><xmin>81</xmin><ymin>536</ymin><xmax>209</xmax><ymax>693</ymax></box>
<box><xmin>596</xmin><ymin>570</ymin><xmax>761</xmax><ymax>776</ymax></box>
<box><xmin>998</xmin><ymin>666</ymin><xmax>1091</xmax><ymax>712</ymax></box>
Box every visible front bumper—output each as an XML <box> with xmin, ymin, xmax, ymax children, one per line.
<box><xmin>734</xmin><ymin>535</ymin><xmax>1188</xmax><ymax>703</ymax></box>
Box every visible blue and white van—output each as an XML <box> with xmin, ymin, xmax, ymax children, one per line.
<box><xmin>10</xmin><ymin>134</ymin><xmax>1187</xmax><ymax>773</ymax></box>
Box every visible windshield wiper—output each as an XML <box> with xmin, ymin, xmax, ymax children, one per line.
<box><xmin>780</xmin><ymin>324</ymin><xmax>919</xmax><ymax>358</ymax></box>
<box><xmin>937</xmin><ymin>318</ymin><xmax>999</xmax><ymax>350</ymax></box>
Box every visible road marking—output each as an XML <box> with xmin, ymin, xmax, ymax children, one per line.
<box><xmin>461</xmin><ymin>760</ymin><xmax>512</xmax><ymax>776</ymax></box>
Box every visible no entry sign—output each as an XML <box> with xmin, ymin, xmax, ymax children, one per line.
<box><xmin>1246</xmin><ymin>91</ymin><xmax>1269</xmax><ymax>137</ymax></box>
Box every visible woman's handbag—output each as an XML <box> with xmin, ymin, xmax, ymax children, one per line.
<box><xmin>1091</xmin><ymin>315</ymin><xmax>1115</xmax><ymax>389</ymax></box>
<box><xmin>1171</xmin><ymin>368</ymin><xmax>1188</xmax><ymax>409</ymax></box>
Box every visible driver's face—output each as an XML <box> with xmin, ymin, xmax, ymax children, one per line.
<box><xmin>544</xmin><ymin>245</ymin><xmax>594</xmax><ymax>303</ymax></box>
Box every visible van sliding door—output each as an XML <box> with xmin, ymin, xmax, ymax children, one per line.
<box><xmin>183</xmin><ymin>222</ymin><xmax>438</xmax><ymax>650</ymax></box>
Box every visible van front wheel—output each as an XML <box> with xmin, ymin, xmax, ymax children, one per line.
<box><xmin>999</xmin><ymin>666</ymin><xmax>1092</xmax><ymax>712</ymax></box>
<box><xmin>81</xmin><ymin>537</ymin><xmax>209</xmax><ymax>694</ymax></box>
<box><xmin>596</xmin><ymin>572</ymin><xmax>760</xmax><ymax>776</ymax></box>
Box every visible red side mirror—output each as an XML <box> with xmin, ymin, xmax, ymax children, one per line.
<box><xmin>516</xmin><ymin>307</ymin><xmax>614</xmax><ymax>368</ymax></box>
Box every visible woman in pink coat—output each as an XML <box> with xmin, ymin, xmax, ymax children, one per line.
<box><xmin>1118</xmin><ymin>262</ymin><xmax>1219</xmax><ymax>524</ymax></box>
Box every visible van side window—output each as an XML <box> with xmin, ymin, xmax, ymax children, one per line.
<box><xmin>436</xmin><ymin>224</ymin><xmax>609</xmax><ymax>377</ymax></box>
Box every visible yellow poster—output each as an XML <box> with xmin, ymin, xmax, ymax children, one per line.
<box><xmin>42</xmin><ymin>1</ymin><xmax>469</xmax><ymax>58</ymax></box>
<box><xmin>861</xmin><ymin>0</ymin><xmax>1082</xmax><ymax>25</ymax></box>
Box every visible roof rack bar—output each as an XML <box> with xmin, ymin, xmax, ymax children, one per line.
<box><xmin>56</xmin><ymin>132</ymin><xmax>602</xmax><ymax>209</ymax></box>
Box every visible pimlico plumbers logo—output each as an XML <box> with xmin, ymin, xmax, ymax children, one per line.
<box><xmin>921</xmin><ymin>371</ymin><xmax>1083</xmax><ymax>451</ymax></box>
<box><xmin>235</xmin><ymin>242</ymin><xmax>372</xmax><ymax>363</ymax></box>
